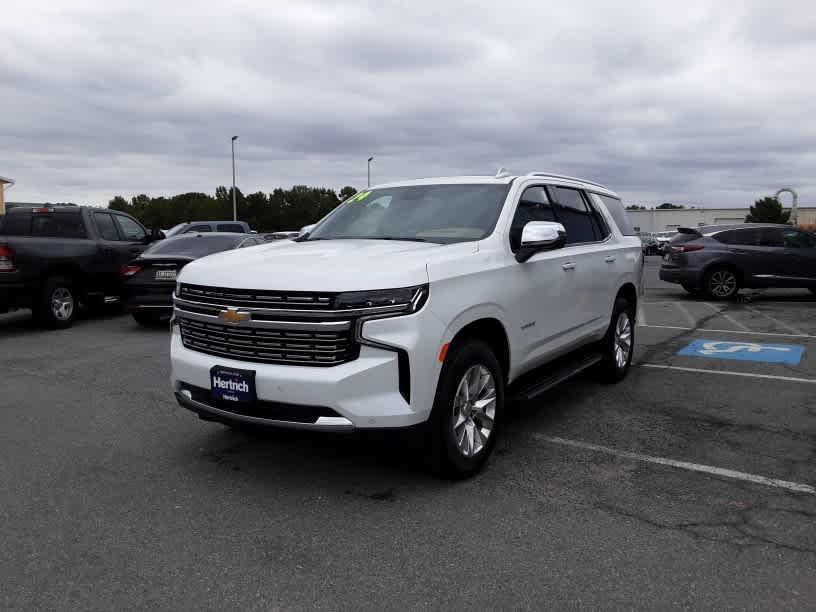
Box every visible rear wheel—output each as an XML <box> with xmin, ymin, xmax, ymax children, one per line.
<box><xmin>704</xmin><ymin>267</ymin><xmax>740</xmax><ymax>300</ymax></box>
<box><xmin>595</xmin><ymin>297</ymin><xmax>635</xmax><ymax>383</ymax></box>
<box><xmin>427</xmin><ymin>338</ymin><xmax>504</xmax><ymax>479</ymax></box>
<box><xmin>34</xmin><ymin>276</ymin><xmax>78</xmax><ymax>329</ymax></box>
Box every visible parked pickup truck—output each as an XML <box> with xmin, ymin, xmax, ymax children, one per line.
<box><xmin>170</xmin><ymin>172</ymin><xmax>643</xmax><ymax>478</ymax></box>
<box><xmin>0</xmin><ymin>206</ymin><xmax>156</xmax><ymax>328</ymax></box>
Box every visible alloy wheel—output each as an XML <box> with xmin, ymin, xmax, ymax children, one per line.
<box><xmin>451</xmin><ymin>365</ymin><xmax>496</xmax><ymax>457</ymax></box>
<box><xmin>614</xmin><ymin>312</ymin><xmax>632</xmax><ymax>369</ymax></box>
<box><xmin>709</xmin><ymin>270</ymin><xmax>737</xmax><ymax>298</ymax></box>
<box><xmin>51</xmin><ymin>288</ymin><xmax>75</xmax><ymax>321</ymax></box>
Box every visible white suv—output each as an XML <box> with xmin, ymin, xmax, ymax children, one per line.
<box><xmin>170</xmin><ymin>172</ymin><xmax>643</xmax><ymax>477</ymax></box>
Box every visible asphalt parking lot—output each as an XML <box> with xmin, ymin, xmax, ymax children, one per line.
<box><xmin>2</xmin><ymin>257</ymin><xmax>815</xmax><ymax>611</ymax></box>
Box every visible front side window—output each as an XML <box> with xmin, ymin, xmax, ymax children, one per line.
<box><xmin>549</xmin><ymin>186</ymin><xmax>598</xmax><ymax>244</ymax></box>
<box><xmin>94</xmin><ymin>213</ymin><xmax>120</xmax><ymax>241</ymax></box>
<box><xmin>509</xmin><ymin>186</ymin><xmax>556</xmax><ymax>251</ymax></box>
<box><xmin>307</xmin><ymin>184</ymin><xmax>511</xmax><ymax>244</ymax></box>
<box><xmin>114</xmin><ymin>215</ymin><xmax>147</xmax><ymax>242</ymax></box>
<box><xmin>782</xmin><ymin>229</ymin><xmax>814</xmax><ymax>248</ymax></box>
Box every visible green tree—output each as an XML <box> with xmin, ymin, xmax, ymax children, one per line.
<box><xmin>108</xmin><ymin>195</ymin><xmax>129</xmax><ymax>212</ymax></box>
<box><xmin>626</xmin><ymin>205</ymin><xmax>646</xmax><ymax>210</ymax></box>
<box><xmin>339</xmin><ymin>186</ymin><xmax>358</xmax><ymax>200</ymax></box>
<box><xmin>745</xmin><ymin>197</ymin><xmax>790</xmax><ymax>224</ymax></box>
<box><xmin>657</xmin><ymin>202</ymin><xmax>684</xmax><ymax>210</ymax></box>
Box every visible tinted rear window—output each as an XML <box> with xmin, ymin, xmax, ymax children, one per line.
<box><xmin>669</xmin><ymin>231</ymin><xmax>700</xmax><ymax>245</ymax></box>
<box><xmin>0</xmin><ymin>210</ymin><xmax>86</xmax><ymax>238</ymax></box>
<box><xmin>0</xmin><ymin>212</ymin><xmax>32</xmax><ymax>235</ymax></box>
<box><xmin>143</xmin><ymin>235</ymin><xmax>240</xmax><ymax>257</ymax></box>
<box><xmin>216</xmin><ymin>223</ymin><xmax>246</xmax><ymax>233</ymax></box>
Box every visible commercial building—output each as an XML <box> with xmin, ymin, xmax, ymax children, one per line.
<box><xmin>628</xmin><ymin>206</ymin><xmax>816</xmax><ymax>233</ymax></box>
<box><xmin>0</xmin><ymin>176</ymin><xmax>14</xmax><ymax>215</ymax></box>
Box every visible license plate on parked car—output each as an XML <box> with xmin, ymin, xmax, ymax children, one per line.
<box><xmin>155</xmin><ymin>269</ymin><xmax>177</xmax><ymax>281</ymax></box>
<box><xmin>210</xmin><ymin>366</ymin><xmax>256</xmax><ymax>403</ymax></box>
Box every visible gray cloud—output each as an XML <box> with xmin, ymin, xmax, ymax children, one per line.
<box><xmin>0</xmin><ymin>0</ymin><xmax>813</xmax><ymax>208</ymax></box>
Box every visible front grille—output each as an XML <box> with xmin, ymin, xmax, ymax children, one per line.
<box><xmin>178</xmin><ymin>317</ymin><xmax>358</xmax><ymax>366</ymax></box>
<box><xmin>179</xmin><ymin>284</ymin><xmax>336</xmax><ymax>310</ymax></box>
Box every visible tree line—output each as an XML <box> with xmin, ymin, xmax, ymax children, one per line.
<box><xmin>108</xmin><ymin>185</ymin><xmax>358</xmax><ymax>232</ymax></box>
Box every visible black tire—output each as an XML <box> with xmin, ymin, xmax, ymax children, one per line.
<box><xmin>34</xmin><ymin>276</ymin><xmax>78</xmax><ymax>329</ymax></box>
<box><xmin>595</xmin><ymin>297</ymin><xmax>635</xmax><ymax>383</ymax></box>
<box><xmin>132</xmin><ymin>311</ymin><xmax>164</xmax><ymax>326</ymax></box>
<box><xmin>426</xmin><ymin>338</ymin><xmax>504</xmax><ymax>479</ymax></box>
<box><xmin>703</xmin><ymin>266</ymin><xmax>740</xmax><ymax>301</ymax></box>
<box><xmin>681</xmin><ymin>283</ymin><xmax>699</xmax><ymax>295</ymax></box>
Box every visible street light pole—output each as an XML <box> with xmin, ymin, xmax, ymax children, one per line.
<box><xmin>367</xmin><ymin>156</ymin><xmax>374</xmax><ymax>187</ymax></box>
<box><xmin>231</xmin><ymin>136</ymin><xmax>239</xmax><ymax>221</ymax></box>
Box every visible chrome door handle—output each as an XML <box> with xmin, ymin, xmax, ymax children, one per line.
<box><xmin>604</xmin><ymin>256</ymin><xmax>616</xmax><ymax>263</ymax></box>
<box><xmin>562</xmin><ymin>262</ymin><xmax>576</xmax><ymax>271</ymax></box>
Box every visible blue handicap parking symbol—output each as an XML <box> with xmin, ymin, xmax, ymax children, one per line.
<box><xmin>677</xmin><ymin>339</ymin><xmax>805</xmax><ymax>364</ymax></box>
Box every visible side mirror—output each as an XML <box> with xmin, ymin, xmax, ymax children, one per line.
<box><xmin>516</xmin><ymin>221</ymin><xmax>566</xmax><ymax>262</ymax></box>
<box><xmin>299</xmin><ymin>224</ymin><xmax>316</xmax><ymax>237</ymax></box>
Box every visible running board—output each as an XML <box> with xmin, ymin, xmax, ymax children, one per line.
<box><xmin>509</xmin><ymin>352</ymin><xmax>602</xmax><ymax>402</ymax></box>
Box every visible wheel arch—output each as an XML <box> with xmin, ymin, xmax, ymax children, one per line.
<box><xmin>448</xmin><ymin>317</ymin><xmax>510</xmax><ymax>384</ymax></box>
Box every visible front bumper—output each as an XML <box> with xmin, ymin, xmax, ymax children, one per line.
<box><xmin>659</xmin><ymin>265</ymin><xmax>700</xmax><ymax>285</ymax></box>
<box><xmin>170</xmin><ymin>307</ymin><xmax>447</xmax><ymax>430</ymax></box>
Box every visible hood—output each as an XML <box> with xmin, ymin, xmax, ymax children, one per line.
<box><xmin>177</xmin><ymin>239</ymin><xmax>447</xmax><ymax>291</ymax></box>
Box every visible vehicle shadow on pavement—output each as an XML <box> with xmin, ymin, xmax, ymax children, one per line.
<box><xmin>180</xmin><ymin>422</ymin><xmax>443</xmax><ymax>495</ymax></box>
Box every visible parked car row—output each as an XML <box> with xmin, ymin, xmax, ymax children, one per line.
<box><xmin>0</xmin><ymin>205</ymin><xmax>297</xmax><ymax>328</ymax></box>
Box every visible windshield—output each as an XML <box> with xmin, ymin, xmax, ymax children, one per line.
<box><xmin>307</xmin><ymin>184</ymin><xmax>511</xmax><ymax>244</ymax></box>
<box><xmin>164</xmin><ymin>223</ymin><xmax>187</xmax><ymax>237</ymax></box>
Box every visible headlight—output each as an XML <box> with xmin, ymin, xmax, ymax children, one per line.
<box><xmin>335</xmin><ymin>285</ymin><xmax>428</xmax><ymax>314</ymax></box>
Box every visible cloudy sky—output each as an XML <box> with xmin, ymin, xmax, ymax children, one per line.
<box><xmin>1</xmin><ymin>0</ymin><xmax>814</xmax><ymax>207</ymax></box>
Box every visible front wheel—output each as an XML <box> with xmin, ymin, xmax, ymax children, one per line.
<box><xmin>427</xmin><ymin>338</ymin><xmax>504</xmax><ymax>479</ymax></box>
<box><xmin>595</xmin><ymin>297</ymin><xmax>635</xmax><ymax>383</ymax></box>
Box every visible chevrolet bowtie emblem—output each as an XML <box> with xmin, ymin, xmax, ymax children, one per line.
<box><xmin>219</xmin><ymin>308</ymin><xmax>250</xmax><ymax>324</ymax></box>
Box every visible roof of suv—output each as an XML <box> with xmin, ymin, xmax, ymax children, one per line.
<box><xmin>697</xmin><ymin>223</ymin><xmax>791</xmax><ymax>235</ymax></box>
<box><xmin>373</xmin><ymin>173</ymin><xmax>620</xmax><ymax>198</ymax></box>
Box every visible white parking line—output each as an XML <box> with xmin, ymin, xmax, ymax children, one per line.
<box><xmin>638</xmin><ymin>324</ymin><xmax>816</xmax><ymax>340</ymax></box>
<box><xmin>746</xmin><ymin>306</ymin><xmax>805</xmax><ymax>336</ymax></box>
<box><xmin>673</xmin><ymin>302</ymin><xmax>698</xmax><ymax>327</ymax></box>
<box><xmin>702</xmin><ymin>302</ymin><xmax>750</xmax><ymax>332</ymax></box>
<box><xmin>534</xmin><ymin>434</ymin><xmax>816</xmax><ymax>495</ymax></box>
<box><xmin>642</xmin><ymin>364</ymin><xmax>816</xmax><ymax>384</ymax></box>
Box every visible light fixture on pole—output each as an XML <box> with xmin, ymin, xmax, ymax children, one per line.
<box><xmin>367</xmin><ymin>156</ymin><xmax>374</xmax><ymax>187</ymax></box>
<box><xmin>231</xmin><ymin>136</ymin><xmax>239</xmax><ymax>221</ymax></box>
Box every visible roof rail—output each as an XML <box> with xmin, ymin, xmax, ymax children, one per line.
<box><xmin>527</xmin><ymin>172</ymin><xmax>608</xmax><ymax>190</ymax></box>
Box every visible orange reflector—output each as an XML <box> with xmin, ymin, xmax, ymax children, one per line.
<box><xmin>438</xmin><ymin>343</ymin><xmax>450</xmax><ymax>362</ymax></box>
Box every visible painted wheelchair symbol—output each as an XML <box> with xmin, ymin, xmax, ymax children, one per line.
<box><xmin>698</xmin><ymin>341</ymin><xmax>792</xmax><ymax>355</ymax></box>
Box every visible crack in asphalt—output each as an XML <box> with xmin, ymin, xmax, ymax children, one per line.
<box><xmin>595</xmin><ymin>501</ymin><xmax>816</xmax><ymax>556</ymax></box>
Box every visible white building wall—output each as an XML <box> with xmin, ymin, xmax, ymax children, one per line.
<box><xmin>627</xmin><ymin>207</ymin><xmax>816</xmax><ymax>232</ymax></box>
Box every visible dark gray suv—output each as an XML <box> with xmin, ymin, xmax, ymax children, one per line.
<box><xmin>659</xmin><ymin>224</ymin><xmax>816</xmax><ymax>300</ymax></box>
